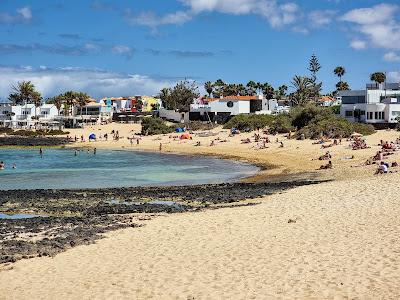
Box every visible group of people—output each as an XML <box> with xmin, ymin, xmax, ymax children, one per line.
<box><xmin>0</xmin><ymin>161</ymin><xmax>16</xmax><ymax>170</ymax></box>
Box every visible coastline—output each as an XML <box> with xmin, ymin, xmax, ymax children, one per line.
<box><xmin>3</xmin><ymin>124</ymin><xmax>400</xmax><ymax>298</ymax></box>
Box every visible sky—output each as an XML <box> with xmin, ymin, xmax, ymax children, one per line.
<box><xmin>0</xmin><ymin>0</ymin><xmax>400</xmax><ymax>100</ymax></box>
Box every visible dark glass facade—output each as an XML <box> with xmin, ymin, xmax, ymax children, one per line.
<box><xmin>341</xmin><ymin>95</ymin><xmax>366</xmax><ymax>104</ymax></box>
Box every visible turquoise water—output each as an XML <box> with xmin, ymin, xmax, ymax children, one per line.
<box><xmin>0</xmin><ymin>213</ymin><xmax>44</xmax><ymax>219</ymax></box>
<box><xmin>0</xmin><ymin>149</ymin><xmax>258</xmax><ymax>190</ymax></box>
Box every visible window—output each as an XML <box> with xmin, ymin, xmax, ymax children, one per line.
<box><xmin>382</xmin><ymin>112</ymin><xmax>385</xmax><ymax>120</ymax></box>
<box><xmin>341</xmin><ymin>96</ymin><xmax>366</xmax><ymax>104</ymax></box>
<box><xmin>345</xmin><ymin>110</ymin><xmax>353</xmax><ymax>117</ymax></box>
<box><xmin>375</xmin><ymin>112</ymin><xmax>378</xmax><ymax>119</ymax></box>
<box><xmin>367</xmin><ymin>112</ymin><xmax>373</xmax><ymax>120</ymax></box>
<box><xmin>22</xmin><ymin>110</ymin><xmax>30</xmax><ymax>115</ymax></box>
<box><xmin>227</xmin><ymin>101</ymin><xmax>234</xmax><ymax>108</ymax></box>
<box><xmin>42</xmin><ymin>111</ymin><xmax>49</xmax><ymax>115</ymax></box>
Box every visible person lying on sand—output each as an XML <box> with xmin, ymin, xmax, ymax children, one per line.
<box><xmin>321</xmin><ymin>143</ymin><xmax>334</xmax><ymax>149</ymax></box>
<box><xmin>194</xmin><ymin>141</ymin><xmax>201</xmax><ymax>147</ymax></box>
<box><xmin>313</xmin><ymin>151</ymin><xmax>331</xmax><ymax>161</ymax></box>
<box><xmin>241</xmin><ymin>138</ymin><xmax>251</xmax><ymax>144</ymax></box>
<box><xmin>319</xmin><ymin>161</ymin><xmax>333</xmax><ymax>170</ymax></box>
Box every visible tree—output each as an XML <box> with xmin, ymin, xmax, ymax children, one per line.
<box><xmin>212</xmin><ymin>79</ymin><xmax>225</xmax><ymax>98</ymax></box>
<box><xmin>336</xmin><ymin>81</ymin><xmax>350</xmax><ymax>91</ymax></box>
<box><xmin>370</xmin><ymin>72</ymin><xmax>386</xmax><ymax>88</ymax></box>
<box><xmin>334</xmin><ymin>66</ymin><xmax>345</xmax><ymax>83</ymax></box>
<box><xmin>262</xmin><ymin>83</ymin><xmax>275</xmax><ymax>100</ymax></box>
<box><xmin>60</xmin><ymin>91</ymin><xmax>90</xmax><ymax>116</ymax></box>
<box><xmin>308</xmin><ymin>54</ymin><xmax>322</xmax><ymax>101</ymax></box>
<box><xmin>204</xmin><ymin>81</ymin><xmax>213</xmax><ymax>97</ymax></box>
<box><xmin>308</xmin><ymin>54</ymin><xmax>321</xmax><ymax>80</ymax></box>
<box><xmin>246</xmin><ymin>81</ymin><xmax>257</xmax><ymax>96</ymax></box>
<box><xmin>46</xmin><ymin>95</ymin><xmax>64</xmax><ymax>114</ymax></box>
<box><xmin>75</xmin><ymin>92</ymin><xmax>91</xmax><ymax>116</ymax></box>
<box><xmin>8</xmin><ymin>81</ymin><xmax>42</xmax><ymax>106</ymax></box>
<box><xmin>162</xmin><ymin>80</ymin><xmax>199</xmax><ymax>112</ymax></box>
<box><xmin>158</xmin><ymin>88</ymin><xmax>171</xmax><ymax>108</ymax></box>
<box><xmin>275</xmin><ymin>85</ymin><xmax>288</xmax><ymax>101</ymax></box>
<box><xmin>237</xmin><ymin>84</ymin><xmax>246</xmax><ymax>96</ymax></box>
<box><xmin>223</xmin><ymin>84</ymin><xmax>239</xmax><ymax>96</ymax></box>
<box><xmin>290</xmin><ymin>75</ymin><xmax>313</xmax><ymax>106</ymax></box>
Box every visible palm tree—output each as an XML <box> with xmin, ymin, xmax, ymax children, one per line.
<box><xmin>8</xmin><ymin>81</ymin><xmax>42</xmax><ymax>106</ymax></box>
<box><xmin>370</xmin><ymin>72</ymin><xmax>386</xmax><ymax>88</ymax></box>
<box><xmin>204</xmin><ymin>81</ymin><xmax>213</xmax><ymax>97</ymax></box>
<box><xmin>246</xmin><ymin>81</ymin><xmax>257</xmax><ymax>96</ymax></box>
<box><xmin>262</xmin><ymin>83</ymin><xmax>275</xmax><ymax>100</ymax></box>
<box><xmin>213</xmin><ymin>79</ymin><xmax>225</xmax><ymax>98</ymax></box>
<box><xmin>237</xmin><ymin>84</ymin><xmax>246</xmax><ymax>96</ymax></box>
<box><xmin>336</xmin><ymin>81</ymin><xmax>350</xmax><ymax>91</ymax></box>
<box><xmin>76</xmin><ymin>92</ymin><xmax>91</xmax><ymax>117</ymax></box>
<box><xmin>334</xmin><ymin>66</ymin><xmax>345</xmax><ymax>83</ymax></box>
<box><xmin>275</xmin><ymin>85</ymin><xmax>288</xmax><ymax>101</ymax></box>
<box><xmin>46</xmin><ymin>95</ymin><xmax>64</xmax><ymax>115</ymax></box>
<box><xmin>290</xmin><ymin>75</ymin><xmax>313</xmax><ymax>106</ymax></box>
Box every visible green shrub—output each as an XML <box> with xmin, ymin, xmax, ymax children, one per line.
<box><xmin>297</xmin><ymin>116</ymin><xmax>375</xmax><ymax>139</ymax></box>
<box><xmin>352</xmin><ymin>122</ymin><xmax>375</xmax><ymax>136</ymax></box>
<box><xmin>270</xmin><ymin>114</ymin><xmax>295</xmax><ymax>134</ymax></box>
<box><xmin>141</xmin><ymin>117</ymin><xmax>175</xmax><ymax>135</ymax></box>
<box><xmin>290</xmin><ymin>104</ymin><xmax>333</xmax><ymax>129</ymax></box>
<box><xmin>177</xmin><ymin>121</ymin><xmax>213</xmax><ymax>131</ymax></box>
<box><xmin>223</xmin><ymin>114</ymin><xmax>275</xmax><ymax>131</ymax></box>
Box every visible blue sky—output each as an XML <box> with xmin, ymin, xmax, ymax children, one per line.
<box><xmin>0</xmin><ymin>0</ymin><xmax>400</xmax><ymax>99</ymax></box>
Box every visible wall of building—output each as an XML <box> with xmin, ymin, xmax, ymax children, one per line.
<box><xmin>209</xmin><ymin>100</ymin><xmax>250</xmax><ymax>115</ymax></box>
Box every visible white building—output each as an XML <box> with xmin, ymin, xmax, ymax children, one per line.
<box><xmin>339</xmin><ymin>82</ymin><xmax>400</xmax><ymax>125</ymax></box>
<box><xmin>0</xmin><ymin>103</ymin><xmax>60</xmax><ymax>128</ymax></box>
<box><xmin>189</xmin><ymin>95</ymin><xmax>280</xmax><ymax>123</ymax></box>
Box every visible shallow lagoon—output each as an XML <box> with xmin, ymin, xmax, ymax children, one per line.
<box><xmin>0</xmin><ymin>149</ymin><xmax>258</xmax><ymax>190</ymax></box>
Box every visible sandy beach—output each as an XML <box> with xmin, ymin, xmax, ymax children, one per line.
<box><xmin>1</xmin><ymin>173</ymin><xmax>400</xmax><ymax>299</ymax></box>
<box><xmin>2</xmin><ymin>124</ymin><xmax>400</xmax><ymax>299</ymax></box>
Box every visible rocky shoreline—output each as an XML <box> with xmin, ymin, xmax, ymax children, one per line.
<box><xmin>0</xmin><ymin>136</ymin><xmax>71</xmax><ymax>147</ymax></box>
<box><xmin>1</xmin><ymin>178</ymin><xmax>328</xmax><ymax>265</ymax></box>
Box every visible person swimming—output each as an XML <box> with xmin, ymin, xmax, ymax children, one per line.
<box><xmin>12</xmin><ymin>163</ymin><xmax>16</xmax><ymax>169</ymax></box>
<box><xmin>0</xmin><ymin>161</ymin><xmax>4</xmax><ymax>170</ymax></box>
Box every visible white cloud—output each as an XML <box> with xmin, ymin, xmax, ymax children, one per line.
<box><xmin>129</xmin><ymin>10</ymin><xmax>193</xmax><ymax>28</ymax></box>
<box><xmin>0</xmin><ymin>6</ymin><xmax>32</xmax><ymax>24</ymax></box>
<box><xmin>16</xmin><ymin>6</ymin><xmax>32</xmax><ymax>20</ymax></box>
<box><xmin>128</xmin><ymin>0</ymin><xmax>300</xmax><ymax>29</ymax></box>
<box><xmin>384</xmin><ymin>52</ymin><xmax>400</xmax><ymax>62</ymax></box>
<box><xmin>308</xmin><ymin>10</ymin><xmax>336</xmax><ymax>28</ymax></box>
<box><xmin>341</xmin><ymin>4</ymin><xmax>400</xmax><ymax>50</ymax></box>
<box><xmin>341</xmin><ymin>4</ymin><xmax>398</xmax><ymax>25</ymax></box>
<box><xmin>111</xmin><ymin>45</ymin><xmax>134</xmax><ymax>58</ymax></box>
<box><xmin>350</xmin><ymin>39</ymin><xmax>366</xmax><ymax>50</ymax></box>
<box><xmin>0</xmin><ymin>66</ymin><xmax>176</xmax><ymax>100</ymax></box>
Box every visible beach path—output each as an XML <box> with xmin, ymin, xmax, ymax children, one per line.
<box><xmin>1</xmin><ymin>174</ymin><xmax>400</xmax><ymax>299</ymax></box>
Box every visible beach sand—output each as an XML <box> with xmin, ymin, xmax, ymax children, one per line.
<box><xmin>2</xmin><ymin>124</ymin><xmax>400</xmax><ymax>299</ymax></box>
<box><xmin>1</xmin><ymin>173</ymin><xmax>400</xmax><ymax>299</ymax></box>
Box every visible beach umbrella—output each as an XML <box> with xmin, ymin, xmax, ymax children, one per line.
<box><xmin>89</xmin><ymin>133</ymin><xmax>96</xmax><ymax>140</ymax></box>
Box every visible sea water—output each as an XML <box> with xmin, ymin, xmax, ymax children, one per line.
<box><xmin>0</xmin><ymin>149</ymin><xmax>258</xmax><ymax>190</ymax></box>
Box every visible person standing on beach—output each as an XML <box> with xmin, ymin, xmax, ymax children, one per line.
<box><xmin>94</xmin><ymin>148</ymin><xmax>97</xmax><ymax>155</ymax></box>
<box><xmin>137</xmin><ymin>139</ymin><xmax>139</xmax><ymax>145</ymax></box>
<box><xmin>159</xmin><ymin>143</ymin><xmax>162</xmax><ymax>152</ymax></box>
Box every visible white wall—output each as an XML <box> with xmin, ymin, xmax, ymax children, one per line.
<box><xmin>159</xmin><ymin>108</ymin><xmax>189</xmax><ymax>123</ymax></box>
<box><xmin>209</xmin><ymin>100</ymin><xmax>250</xmax><ymax>115</ymax></box>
